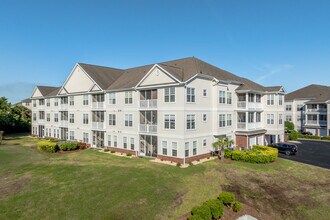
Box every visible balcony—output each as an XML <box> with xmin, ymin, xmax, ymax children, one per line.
<box><xmin>237</xmin><ymin>122</ymin><xmax>262</xmax><ymax>130</ymax></box>
<box><xmin>92</xmin><ymin>102</ymin><xmax>105</xmax><ymax>110</ymax></box>
<box><xmin>140</xmin><ymin>99</ymin><xmax>157</xmax><ymax>109</ymax></box>
<box><xmin>306</xmin><ymin>108</ymin><xmax>327</xmax><ymax>113</ymax></box>
<box><xmin>92</xmin><ymin>122</ymin><xmax>105</xmax><ymax>130</ymax></box>
<box><xmin>59</xmin><ymin>120</ymin><xmax>68</xmax><ymax>127</ymax></box>
<box><xmin>237</xmin><ymin>101</ymin><xmax>262</xmax><ymax>110</ymax></box>
<box><xmin>60</xmin><ymin>104</ymin><xmax>68</xmax><ymax>110</ymax></box>
<box><xmin>139</xmin><ymin>124</ymin><xmax>157</xmax><ymax>134</ymax></box>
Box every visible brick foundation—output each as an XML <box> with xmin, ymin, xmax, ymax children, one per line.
<box><xmin>185</xmin><ymin>153</ymin><xmax>211</xmax><ymax>163</ymax></box>
<box><xmin>157</xmin><ymin>152</ymin><xmax>211</xmax><ymax>164</ymax></box>
<box><xmin>236</xmin><ymin>135</ymin><xmax>247</xmax><ymax>148</ymax></box>
<box><xmin>157</xmin><ymin>155</ymin><xmax>184</xmax><ymax>164</ymax></box>
<box><xmin>106</xmin><ymin>146</ymin><xmax>138</xmax><ymax>156</ymax></box>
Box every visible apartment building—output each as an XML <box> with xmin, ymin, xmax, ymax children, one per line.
<box><xmin>285</xmin><ymin>84</ymin><xmax>330</xmax><ymax>136</ymax></box>
<box><xmin>15</xmin><ymin>98</ymin><xmax>32</xmax><ymax>110</ymax></box>
<box><xmin>31</xmin><ymin>57</ymin><xmax>284</xmax><ymax>163</ymax></box>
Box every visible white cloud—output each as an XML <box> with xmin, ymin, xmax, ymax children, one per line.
<box><xmin>255</xmin><ymin>64</ymin><xmax>294</xmax><ymax>83</ymax></box>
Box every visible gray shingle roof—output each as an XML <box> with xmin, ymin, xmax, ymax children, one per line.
<box><xmin>285</xmin><ymin>84</ymin><xmax>330</xmax><ymax>102</ymax></box>
<box><xmin>37</xmin><ymin>86</ymin><xmax>61</xmax><ymax>97</ymax></box>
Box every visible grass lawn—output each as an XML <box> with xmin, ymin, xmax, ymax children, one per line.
<box><xmin>0</xmin><ymin>134</ymin><xmax>329</xmax><ymax>220</ymax></box>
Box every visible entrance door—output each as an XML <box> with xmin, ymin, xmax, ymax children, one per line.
<box><xmin>38</xmin><ymin>125</ymin><xmax>44</xmax><ymax>138</ymax></box>
<box><xmin>93</xmin><ymin>131</ymin><xmax>104</xmax><ymax>148</ymax></box>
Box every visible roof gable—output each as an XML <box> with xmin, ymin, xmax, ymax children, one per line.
<box><xmin>31</xmin><ymin>87</ymin><xmax>43</xmax><ymax>98</ymax></box>
<box><xmin>137</xmin><ymin>65</ymin><xmax>180</xmax><ymax>87</ymax></box>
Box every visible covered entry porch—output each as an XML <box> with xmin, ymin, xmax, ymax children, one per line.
<box><xmin>139</xmin><ymin>135</ymin><xmax>157</xmax><ymax>157</ymax></box>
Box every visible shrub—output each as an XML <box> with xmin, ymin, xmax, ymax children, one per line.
<box><xmin>59</xmin><ymin>142</ymin><xmax>78</xmax><ymax>151</ymax></box>
<box><xmin>224</xmin><ymin>149</ymin><xmax>232</xmax><ymax>158</ymax></box>
<box><xmin>203</xmin><ymin>199</ymin><xmax>224</xmax><ymax>219</ymax></box>
<box><xmin>127</xmin><ymin>153</ymin><xmax>132</xmax><ymax>157</ymax></box>
<box><xmin>37</xmin><ymin>141</ymin><xmax>59</xmax><ymax>153</ymax></box>
<box><xmin>298</xmin><ymin>134</ymin><xmax>321</xmax><ymax>140</ymax></box>
<box><xmin>104</xmin><ymin>148</ymin><xmax>110</xmax><ymax>152</ymax></box>
<box><xmin>233</xmin><ymin>201</ymin><xmax>242</xmax><ymax>212</ymax></box>
<box><xmin>219</xmin><ymin>192</ymin><xmax>235</xmax><ymax>206</ymax></box>
<box><xmin>176</xmin><ymin>162</ymin><xmax>181</xmax><ymax>167</ymax></box>
<box><xmin>77</xmin><ymin>142</ymin><xmax>88</xmax><ymax>150</ymax></box>
<box><xmin>229</xmin><ymin>145</ymin><xmax>278</xmax><ymax>163</ymax></box>
<box><xmin>188</xmin><ymin>215</ymin><xmax>204</xmax><ymax>220</ymax></box>
<box><xmin>191</xmin><ymin>204</ymin><xmax>211</xmax><ymax>220</ymax></box>
<box><xmin>207</xmin><ymin>157</ymin><xmax>210</xmax><ymax>159</ymax></box>
<box><xmin>110</xmin><ymin>150</ymin><xmax>116</xmax><ymax>153</ymax></box>
<box><xmin>288</xmin><ymin>130</ymin><xmax>298</xmax><ymax>140</ymax></box>
<box><xmin>321</xmin><ymin>136</ymin><xmax>330</xmax><ymax>140</ymax></box>
<box><xmin>285</xmin><ymin>121</ymin><xmax>294</xmax><ymax>130</ymax></box>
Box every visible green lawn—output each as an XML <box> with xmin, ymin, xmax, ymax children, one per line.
<box><xmin>0</xmin><ymin>134</ymin><xmax>329</xmax><ymax>220</ymax></box>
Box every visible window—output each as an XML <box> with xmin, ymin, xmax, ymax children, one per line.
<box><xmin>39</xmin><ymin>111</ymin><xmax>45</xmax><ymax>120</ymax></box>
<box><xmin>107</xmin><ymin>135</ymin><xmax>111</xmax><ymax>146</ymax></box>
<box><xmin>39</xmin><ymin>99</ymin><xmax>44</xmax><ymax>106</ymax></box>
<box><xmin>185</xmin><ymin>142</ymin><xmax>189</xmax><ymax>157</ymax></box>
<box><xmin>69</xmin><ymin>131</ymin><xmax>74</xmax><ymax>140</ymax></box>
<box><xmin>46</xmin><ymin>113</ymin><xmax>50</xmax><ymax>122</ymax></box>
<box><xmin>125</xmin><ymin>91</ymin><xmax>133</xmax><ymax>104</ymax></box>
<box><xmin>125</xmin><ymin>114</ymin><xmax>133</xmax><ymax>127</ymax></box>
<box><xmin>123</xmin><ymin>137</ymin><xmax>128</xmax><ymax>149</ymax></box>
<box><xmin>256</xmin><ymin>112</ymin><xmax>261</xmax><ymax>122</ymax></box>
<box><xmin>186</xmin><ymin>87</ymin><xmax>195</xmax><ymax>103</ymax></box>
<box><xmin>186</xmin><ymin>114</ymin><xmax>195</xmax><ymax>130</ymax></box>
<box><xmin>33</xmin><ymin>113</ymin><xmax>36</xmax><ymax>121</ymax></box>
<box><xmin>83</xmin><ymin>114</ymin><xmax>89</xmax><ymax>124</ymax></box>
<box><xmin>45</xmin><ymin>128</ymin><xmax>48</xmax><ymax>137</ymax></box>
<box><xmin>54</xmin><ymin>98</ymin><xmax>58</xmax><ymax>106</ymax></box>
<box><xmin>69</xmin><ymin>96</ymin><xmax>74</xmax><ymax>106</ymax></box>
<box><xmin>193</xmin><ymin>141</ymin><xmax>197</xmax><ymax>155</ymax></box>
<box><xmin>286</xmin><ymin>105</ymin><xmax>292</xmax><ymax>111</ymax></box>
<box><xmin>307</xmin><ymin>115</ymin><xmax>317</xmax><ymax>121</ymax></box>
<box><xmin>83</xmin><ymin>95</ymin><xmax>89</xmax><ymax>105</ymax></box>
<box><xmin>248</xmin><ymin>93</ymin><xmax>255</xmax><ymax>102</ymax></box>
<box><xmin>164</xmin><ymin>114</ymin><xmax>175</xmax><ymax>129</ymax></box>
<box><xmin>203</xmin><ymin>139</ymin><xmax>207</xmax><ymax>147</ymax></box>
<box><xmin>286</xmin><ymin>115</ymin><xmax>292</xmax><ymax>121</ymax></box>
<box><xmin>279</xmin><ymin>114</ymin><xmax>283</xmax><ymax>124</ymax></box>
<box><xmin>162</xmin><ymin>141</ymin><xmax>167</xmax><ymax>155</ymax></box>
<box><xmin>297</xmin><ymin>104</ymin><xmax>303</xmax><ymax>111</ymax></box>
<box><xmin>320</xmin><ymin>115</ymin><xmax>327</xmax><ymax>121</ymax></box>
<box><xmin>164</xmin><ymin>87</ymin><xmax>175</xmax><ymax>102</ymax></box>
<box><xmin>203</xmin><ymin>114</ymin><xmax>207</xmax><ymax>122</ymax></box>
<box><xmin>61</xmin><ymin>97</ymin><xmax>68</xmax><ymax>104</ymax></box>
<box><xmin>202</xmin><ymin>89</ymin><xmax>207</xmax><ymax>97</ymax></box>
<box><xmin>219</xmin><ymin>114</ymin><xmax>226</xmax><ymax>127</ymax></box>
<box><xmin>219</xmin><ymin>91</ymin><xmax>226</xmax><ymax>104</ymax></box>
<box><xmin>83</xmin><ymin>133</ymin><xmax>89</xmax><ymax>143</ymax></box>
<box><xmin>69</xmin><ymin>114</ymin><xmax>74</xmax><ymax>123</ymax></box>
<box><xmin>248</xmin><ymin>112</ymin><xmax>254</xmax><ymax>123</ymax></box>
<box><xmin>130</xmin><ymin>138</ymin><xmax>135</xmax><ymax>150</ymax></box>
<box><xmin>172</xmin><ymin>142</ymin><xmax>177</xmax><ymax>157</ymax></box>
<box><xmin>279</xmin><ymin>95</ymin><xmax>283</xmax><ymax>105</ymax></box>
<box><xmin>113</xmin><ymin>135</ymin><xmax>117</xmax><ymax>147</ymax></box>
<box><xmin>256</xmin><ymin>94</ymin><xmax>261</xmax><ymax>103</ymax></box>
<box><xmin>227</xmin><ymin>114</ymin><xmax>232</xmax><ymax>126</ymax></box>
<box><xmin>267</xmin><ymin>94</ymin><xmax>274</xmax><ymax>105</ymax></box>
<box><xmin>267</xmin><ymin>114</ymin><xmax>274</xmax><ymax>124</ymax></box>
<box><xmin>33</xmin><ymin>100</ymin><xmax>36</xmax><ymax>107</ymax></box>
<box><xmin>109</xmin><ymin>92</ymin><xmax>116</xmax><ymax>104</ymax></box>
<box><xmin>227</xmin><ymin>92</ymin><xmax>232</xmax><ymax>104</ymax></box>
<box><xmin>46</xmin><ymin>99</ymin><xmax>50</xmax><ymax>107</ymax></box>
<box><xmin>109</xmin><ymin>114</ymin><xmax>116</xmax><ymax>126</ymax></box>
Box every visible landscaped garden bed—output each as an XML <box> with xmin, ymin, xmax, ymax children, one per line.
<box><xmin>224</xmin><ymin>145</ymin><xmax>278</xmax><ymax>163</ymax></box>
<box><xmin>37</xmin><ymin>139</ymin><xmax>89</xmax><ymax>153</ymax></box>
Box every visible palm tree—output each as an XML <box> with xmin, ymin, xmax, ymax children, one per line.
<box><xmin>212</xmin><ymin>137</ymin><xmax>234</xmax><ymax>160</ymax></box>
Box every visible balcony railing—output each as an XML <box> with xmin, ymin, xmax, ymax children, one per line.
<box><xmin>59</xmin><ymin>120</ymin><xmax>68</xmax><ymax>127</ymax></box>
<box><xmin>139</xmin><ymin>124</ymin><xmax>157</xmax><ymax>133</ymax></box>
<box><xmin>306</xmin><ymin>120</ymin><xmax>318</xmax><ymax>125</ymax></box>
<box><xmin>139</xmin><ymin>99</ymin><xmax>157</xmax><ymax>108</ymax></box>
<box><xmin>92</xmin><ymin>122</ymin><xmax>105</xmax><ymax>130</ymax></box>
<box><xmin>237</xmin><ymin>101</ymin><xmax>262</xmax><ymax>109</ymax></box>
<box><xmin>306</xmin><ymin>108</ymin><xmax>327</xmax><ymax>113</ymax></box>
<box><xmin>92</xmin><ymin>102</ymin><xmax>105</xmax><ymax>109</ymax></box>
<box><xmin>237</xmin><ymin>122</ymin><xmax>262</xmax><ymax>130</ymax></box>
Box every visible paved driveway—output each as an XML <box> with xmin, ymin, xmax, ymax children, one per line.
<box><xmin>279</xmin><ymin>139</ymin><xmax>330</xmax><ymax>169</ymax></box>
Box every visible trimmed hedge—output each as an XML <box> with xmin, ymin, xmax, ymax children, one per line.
<box><xmin>219</xmin><ymin>192</ymin><xmax>235</xmax><ymax>207</ymax></box>
<box><xmin>59</xmin><ymin>142</ymin><xmax>78</xmax><ymax>151</ymax></box>
<box><xmin>288</xmin><ymin>130</ymin><xmax>299</xmax><ymax>140</ymax></box>
<box><xmin>203</xmin><ymin>199</ymin><xmax>224</xmax><ymax>219</ymax></box>
<box><xmin>298</xmin><ymin>134</ymin><xmax>321</xmax><ymax>140</ymax></box>
<box><xmin>190</xmin><ymin>204</ymin><xmax>211</xmax><ymax>220</ymax></box>
<box><xmin>233</xmin><ymin>201</ymin><xmax>242</xmax><ymax>212</ymax></box>
<box><xmin>37</xmin><ymin>141</ymin><xmax>59</xmax><ymax>153</ymax></box>
<box><xmin>321</xmin><ymin>136</ymin><xmax>330</xmax><ymax>140</ymax></box>
<box><xmin>229</xmin><ymin>145</ymin><xmax>278</xmax><ymax>163</ymax></box>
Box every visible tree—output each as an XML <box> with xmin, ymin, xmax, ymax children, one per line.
<box><xmin>285</xmin><ymin>121</ymin><xmax>294</xmax><ymax>130</ymax></box>
<box><xmin>212</xmin><ymin>137</ymin><xmax>234</xmax><ymax>160</ymax></box>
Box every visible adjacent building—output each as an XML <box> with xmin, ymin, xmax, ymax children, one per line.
<box><xmin>285</xmin><ymin>84</ymin><xmax>330</xmax><ymax>136</ymax></box>
<box><xmin>15</xmin><ymin>98</ymin><xmax>32</xmax><ymax>110</ymax></box>
<box><xmin>31</xmin><ymin>57</ymin><xmax>285</xmax><ymax>163</ymax></box>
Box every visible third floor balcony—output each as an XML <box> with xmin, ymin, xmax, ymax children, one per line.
<box><xmin>237</xmin><ymin>122</ymin><xmax>262</xmax><ymax>130</ymax></box>
<box><xmin>237</xmin><ymin>101</ymin><xmax>262</xmax><ymax>110</ymax></box>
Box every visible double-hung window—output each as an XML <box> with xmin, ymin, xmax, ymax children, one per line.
<box><xmin>248</xmin><ymin>112</ymin><xmax>254</xmax><ymax>123</ymax></box>
<box><xmin>109</xmin><ymin>114</ymin><xmax>116</xmax><ymax>126</ymax></box>
<box><xmin>125</xmin><ymin>114</ymin><xmax>133</xmax><ymax>127</ymax></box>
<box><xmin>219</xmin><ymin>114</ymin><xmax>226</xmax><ymax>127</ymax></box>
<box><xmin>172</xmin><ymin>142</ymin><xmax>177</xmax><ymax>157</ymax></box>
<box><xmin>164</xmin><ymin>87</ymin><xmax>175</xmax><ymax>102</ymax></box>
<box><xmin>279</xmin><ymin>114</ymin><xmax>283</xmax><ymax>124</ymax></box>
<box><xmin>113</xmin><ymin>135</ymin><xmax>117</xmax><ymax>147</ymax></box>
<box><xmin>227</xmin><ymin>92</ymin><xmax>232</xmax><ymax>104</ymax></box>
<box><xmin>109</xmin><ymin>92</ymin><xmax>116</xmax><ymax>104</ymax></box>
<box><xmin>83</xmin><ymin>95</ymin><xmax>89</xmax><ymax>105</ymax></box>
<box><xmin>123</xmin><ymin>137</ymin><xmax>128</xmax><ymax>149</ymax></box>
<box><xmin>83</xmin><ymin>114</ymin><xmax>89</xmax><ymax>124</ymax></box>
<box><xmin>162</xmin><ymin>141</ymin><xmax>168</xmax><ymax>155</ymax></box>
<box><xmin>256</xmin><ymin>94</ymin><xmax>261</xmax><ymax>103</ymax></box>
<box><xmin>69</xmin><ymin>131</ymin><xmax>74</xmax><ymax>140</ymax></box>
<box><xmin>267</xmin><ymin>114</ymin><xmax>274</xmax><ymax>124</ymax></box>
<box><xmin>164</xmin><ymin>114</ymin><xmax>175</xmax><ymax>129</ymax></box>
<box><xmin>219</xmin><ymin>91</ymin><xmax>226</xmax><ymax>104</ymax></box>
<box><xmin>267</xmin><ymin>94</ymin><xmax>274</xmax><ymax>105</ymax></box>
<box><xmin>83</xmin><ymin>133</ymin><xmax>89</xmax><ymax>143</ymax></box>
<box><xmin>192</xmin><ymin>141</ymin><xmax>197</xmax><ymax>155</ymax></box>
<box><xmin>185</xmin><ymin>142</ymin><xmax>189</xmax><ymax>157</ymax></box>
<box><xmin>69</xmin><ymin>114</ymin><xmax>74</xmax><ymax>123</ymax></box>
<box><xmin>186</xmin><ymin>114</ymin><xmax>195</xmax><ymax>130</ymax></box>
<box><xmin>46</xmin><ymin>113</ymin><xmax>50</xmax><ymax>122</ymax></box>
<box><xmin>125</xmin><ymin>91</ymin><xmax>133</xmax><ymax>104</ymax></box>
<box><xmin>227</xmin><ymin>114</ymin><xmax>232</xmax><ymax>126</ymax></box>
<box><xmin>279</xmin><ymin>95</ymin><xmax>283</xmax><ymax>105</ymax></box>
<box><xmin>186</xmin><ymin>87</ymin><xmax>195</xmax><ymax>103</ymax></box>
<box><xmin>130</xmin><ymin>138</ymin><xmax>135</xmax><ymax>150</ymax></box>
<box><xmin>108</xmin><ymin>135</ymin><xmax>111</xmax><ymax>146</ymax></box>
<box><xmin>69</xmin><ymin>96</ymin><xmax>74</xmax><ymax>106</ymax></box>
<box><xmin>256</xmin><ymin>112</ymin><xmax>261</xmax><ymax>122</ymax></box>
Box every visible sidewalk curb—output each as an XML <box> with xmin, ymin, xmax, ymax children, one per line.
<box><xmin>298</xmin><ymin>138</ymin><xmax>330</xmax><ymax>142</ymax></box>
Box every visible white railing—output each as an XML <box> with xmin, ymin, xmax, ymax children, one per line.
<box><xmin>237</xmin><ymin>101</ymin><xmax>262</xmax><ymax>109</ymax></box>
<box><xmin>306</xmin><ymin>120</ymin><xmax>318</xmax><ymax>125</ymax></box>
<box><xmin>139</xmin><ymin>124</ymin><xmax>157</xmax><ymax>133</ymax></box>
<box><xmin>238</xmin><ymin>122</ymin><xmax>262</xmax><ymax>130</ymax></box>
<box><xmin>320</xmin><ymin>120</ymin><xmax>327</xmax><ymax>126</ymax></box>
<box><xmin>92</xmin><ymin>122</ymin><xmax>105</xmax><ymax>130</ymax></box>
<box><xmin>139</xmin><ymin>99</ymin><xmax>157</xmax><ymax>108</ymax></box>
<box><xmin>59</xmin><ymin>120</ymin><xmax>68</xmax><ymax>127</ymax></box>
<box><xmin>60</xmin><ymin>104</ymin><xmax>68</xmax><ymax>110</ymax></box>
<box><xmin>306</xmin><ymin>108</ymin><xmax>327</xmax><ymax>113</ymax></box>
<box><xmin>237</xmin><ymin>101</ymin><xmax>246</xmax><ymax>108</ymax></box>
<box><xmin>92</xmin><ymin>102</ymin><xmax>105</xmax><ymax>109</ymax></box>
<box><xmin>237</xmin><ymin>122</ymin><xmax>246</xmax><ymax>129</ymax></box>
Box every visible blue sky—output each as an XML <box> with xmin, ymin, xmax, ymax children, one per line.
<box><xmin>0</xmin><ymin>0</ymin><xmax>329</xmax><ymax>103</ymax></box>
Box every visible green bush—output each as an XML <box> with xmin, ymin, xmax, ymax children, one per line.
<box><xmin>285</xmin><ymin>121</ymin><xmax>294</xmax><ymax>130</ymax></box>
<box><xmin>229</xmin><ymin>145</ymin><xmax>278</xmax><ymax>163</ymax></box>
<box><xmin>77</xmin><ymin>142</ymin><xmax>88</xmax><ymax>149</ymax></box>
<box><xmin>127</xmin><ymin>153</ymin><xmax>132</xmax><ymax>157</ymax></box>
<box><xmin>219</xmin><ymin>192</ymin><xmax>235</xmax><ymax>206</ymax></box>
<box><xmin>189</xmin><ymin>162</ymin><xmax>194</xmax><ymax>166</ymax></box>
<box><xmin>188</xmin><ymin>215</ymin><xmax>204</xmax><ymax>220</ymax></box>
<box><xmin>224</xmin><ymin>149</ymin><xmax>232</xmax><ymax>158</ymax></box>
<box><xmin>191</xmin><ymin>204</ymin><xmax>211</xmax><ymax>220</ymax></box>
<box><xmin>37</xmin><ymin>141</ymin><xmax>59</xmax><ymax>153</ymax></box>
<box><xmin>59</xmin><ymin>142</ymin><xmax>78</xmax><ymax>151</ymax></box>
<box><xmin>176</xmin><ymin>162</ymin><xmax>181</xmax><ymax>167</ymax></box>
<box><xmin>203</xmin><ymin>199</ymin><xmax>224</xmax><ymax>219</ymax></box>
<box><xmin>110</xmin><ymin>150</ymin><xmax>116</xmax><ymax>153</ymax></box>
<box><xmin>288</xmin><ymin>130</ymin><xmax>298</xmax><ymax>140</ymax></box>
<box><xmin>298</xmin><ymin>134</ymin><xmax>321</xmax><ymax>140</ymax></box>
<box><xmin>321</xmin><ymin>136</ymin><xmax>330</xmax><ymax>140</ymax></box>
<box><xmin>104</xmin><ymin>148</ymin><xmax>110</xmax><ymax>152</ymax></box>
<box><xmin>233</xmin><ymin>201</ymin><xmax>242</xmax><ymax>212</ymax></box>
